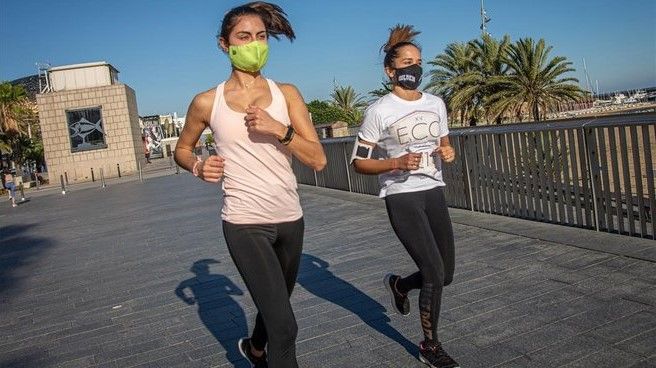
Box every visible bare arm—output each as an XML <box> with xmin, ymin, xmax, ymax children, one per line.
<box><xmin>352</xmin><ymin>139</ymin><xmax>422</xmax><ymax>175</ymax></box>
<box><xmin>279</xmin><ymin>84</ymin><xmax>327</xmax><ymax>171</ymax></box>
<box><xmin>245</xmin><ymin>83</ymin><xmax>326</xmax><ymax>171</ymax></box>
<box><xmin>174</xmin><ymin>91</ymin><xmax>225</xmax><ymax>182</ymax></box>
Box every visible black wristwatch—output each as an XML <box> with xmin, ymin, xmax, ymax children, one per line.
<box><xmin>279</xmin><ymin>125</ymin><xmax>295</xmax><ymax>145</ymax></box>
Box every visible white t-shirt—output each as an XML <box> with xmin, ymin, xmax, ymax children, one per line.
<box><xmin>355</xmin><ymin>92</ymin><xmax>449</xmax><ymax>198</ymax></box>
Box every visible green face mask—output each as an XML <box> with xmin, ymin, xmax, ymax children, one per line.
<box><xmin>228</xmin><ymin>41</ymin><xmax>269</xmax><ymax>73</ymax></box>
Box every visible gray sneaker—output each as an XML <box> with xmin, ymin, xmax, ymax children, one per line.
<box><xmin>384</xmin><ymin>274</ymin><xmax>410</xmax><ymax>316</ymax></box>
<box><xmin>419</xmin><ymin>341</ymin><xmax>460</xmax><ymax>368</ymax></box>
<box><xmin>238</xmin><ymin>337</ymin><xmax>268</xmax><ymax>368</ymax></box>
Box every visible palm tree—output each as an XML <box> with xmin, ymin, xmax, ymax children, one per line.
<box><xmin>368</xmin><ymin>81</ymin><xmax>393</xmax><ymax>101</ymax></box>
<box><xmin>425</xmin><ymin>42</ymin><xmax>477</xmax><ymax>126</ymax></box>
<box><xmin>0</xmin><ymin>83</ymin><xmax>43</xmax><ymax>175</ymax></box>
<box><xmin>0</xmin><ymin>82</ymin><xmax>28</xmax><ymax>134</ymax></box>
<box><xmin>486</xmin><ymin>38</ymin><xmax>585</xmax><ymax>122</ymax></box>
<box><xmin>0</xmin><ymin>132</ymin><xmax>12</xmax><ymax>154</ymax></box>
<box><xmin>330</xmin><ymin>85</ymin><xmax>367</xmax><ymax>125</ymax></box>
<box><xmin>455</xmin><ymin>34</ymin><xmax>511</xmax><ymax>124</ymax></box>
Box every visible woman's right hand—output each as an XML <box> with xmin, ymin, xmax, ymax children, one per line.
<box><xmin>392</xmin><ymin>152</ymin><xmax>423</xmax><ymax>171</ymax></box>
<box><xmin>198</xmin><ymin>155</ymin><xmax>225</xmax><ymax>183</ymax></box>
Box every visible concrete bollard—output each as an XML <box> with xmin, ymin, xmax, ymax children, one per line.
<box><xmin>60</xmin><ymin>175</ymin><xmax>66</xmax><ymax>195</ymax></box>
<box><xmin>138</xmin><ymin>161</ymin><xmax>143</xmax><ymax>182</ymax></box>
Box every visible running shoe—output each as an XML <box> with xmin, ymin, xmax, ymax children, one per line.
<box><xmin>238</xmin><ymin>337</ymin><xmax>268</xmax><ymax>368</ymax></box>
<box><xmin>384</xmin><ymin>273</ymin><xmax>410</xmax><ymax>316</ymax></box>
<box><xmin>419</xmin><ymin>340</ymin><xmax>460</xmax><ymax>368</ymax></box>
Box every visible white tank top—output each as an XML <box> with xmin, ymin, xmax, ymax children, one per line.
<box><xmin>209</xmin><ymin>79</ymin><xmax>302</xmax><ymax>224</ymax></box>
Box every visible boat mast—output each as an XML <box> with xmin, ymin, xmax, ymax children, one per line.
<box><xmin>582</xmin><ymin>57</ymin><xmax>594</xmax><ymax>97</ymax></box>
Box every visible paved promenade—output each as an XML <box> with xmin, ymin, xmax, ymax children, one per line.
<box><xmin>1</xmin><ymin>173</ymin><xmax>655</xmax><ymax>367</ymax></box>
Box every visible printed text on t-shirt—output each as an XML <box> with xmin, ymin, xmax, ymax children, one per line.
<box><xmin>388</xmin><ymin>111</ymin><xmax>442</xmax><ymax>146</ymax></box>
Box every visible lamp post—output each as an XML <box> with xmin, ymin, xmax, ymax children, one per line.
<box><xmin>480</xmin><ymin>0</ymin><xmax>491</xmax><ymax>36</ymax></box>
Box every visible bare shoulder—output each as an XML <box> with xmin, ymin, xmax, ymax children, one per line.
<box><xmin>187</xmin><ymin>87</ymin><xmax>217</xmax><ymax>124</ymax></box>
<box><xmin>276</xmin><ymin>82</ymin><xmax>304</xmax><ymax>102</ymax></box>
<box><xmin>191</xmin><ymin>87</ymin><xmax>217</xmax><ymax>109</ymax></box>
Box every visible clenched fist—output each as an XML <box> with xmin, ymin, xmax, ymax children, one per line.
<box><xmin>434</xmin><ymin>145</ymin><xmax>456</xmax><ymax>163</ymax></box>
<box><xmin>245</xmin><ymin>105</ymin><xmax>286</xmax><ymax>139</ymax></box>
<box><xmin>392</xmin><ymin>152</ymin><xmax>423</xmax><ymax>171</ymax></box>
<box><xmin>197</xmin><ymin>155</ymin><xmax>225</xmax><ymax>183</ymax></box>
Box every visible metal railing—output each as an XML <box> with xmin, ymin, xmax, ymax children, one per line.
<box><xmin>292</xmin><ymin>112</ymin><xmax>656</xmax><ymax>239</ymax></box>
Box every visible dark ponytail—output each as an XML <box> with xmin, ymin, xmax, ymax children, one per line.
<box><xmin>218</xmin><ymin>1</ymin><xmax>295</xmax><ymax>41</ymax></box>
<box><xmin>382</xmin><ymin>24</ymin><xmax>421</xmax><ymax>67</ymax></box>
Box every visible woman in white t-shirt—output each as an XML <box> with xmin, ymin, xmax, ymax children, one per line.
<box><xmin>351</xmin><ymin>25</ymin><xmax>459</xmax><ymax>368</ymax></box>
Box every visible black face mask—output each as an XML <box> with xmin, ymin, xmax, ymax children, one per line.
<box><xmin>394</xmin><ymin>64</ymin><xmax>423</xmax><ymax>90</ymax></box>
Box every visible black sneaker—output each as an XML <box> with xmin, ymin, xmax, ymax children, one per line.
<box><xmin>238</xmin><ymin>338</ymin><xmax>268</xmax><ymax>367</ymax></box>
<box><xmin>384</xmin><ymin>274</ymin><xmax>410</xmax><ymax>316</ymax></box>
<box><xmin>419</xmin><ymin>341</ymin><xmax>460</xmax><ymax>368</ymax></box>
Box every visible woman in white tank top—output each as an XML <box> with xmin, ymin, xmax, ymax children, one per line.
<box><xmin>174</xmin><ymin>2</ymin><xmax>325</xmax><ymax>367</ymax></box>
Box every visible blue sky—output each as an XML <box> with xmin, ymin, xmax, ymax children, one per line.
<box><xmin>1</xmin><ymin>0</ymin><xmax>655</xmax><ymax>116</ymax></box>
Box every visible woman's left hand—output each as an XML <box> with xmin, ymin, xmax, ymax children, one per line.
<box><xmin>245</xmin><ymin>105</ymin><xmax>286</xmax><ymax>139</ymax></box>
<box><xmin>434</xmin><ymin>145</ymin><xmax>456</xmax><ymax>163</ymax></box>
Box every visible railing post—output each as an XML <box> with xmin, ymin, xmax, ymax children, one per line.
<box><xmin>343</xmin><ymin>142</ymin><xmax>352</xmax><ymax>193</ymax></box>
<box><xmin>461</xmin><ymin>136</ymin><xmax>475</xmax><ymax>211</ymax></box>
<box><xmin>582</xmin><ymin>125</ymin><xmax>600</xmax><ymax>232</ymax></box>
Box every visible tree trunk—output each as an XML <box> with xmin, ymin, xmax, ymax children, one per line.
<box><xmin>532</xmin><ymin>103</ymin><xmax>540</xmax><ymax>122</ymax></box>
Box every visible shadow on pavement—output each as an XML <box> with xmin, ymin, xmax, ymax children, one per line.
<box><xmin>175</xmin><ymin>259</ymin><xmax>250</xmax><ymax>368</ymax></box>
<box><xmin>297</xmin><ymin>253</ymin><xmax>417</xmax><ymax>356</ymax></box>
<box><xmin>0</xmin><ymin>224</ymin><xmax>55</xmax><ymax>299</ymax></box>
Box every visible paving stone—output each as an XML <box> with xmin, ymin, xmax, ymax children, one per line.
<box><xmin>613</xmin><ymin>327</ymin><xmax>656</xmax><ymax>357</ymax></box>
<box><xmin>1</xmin><ymin>173</ymin><xmax>654</xmax><ymax>367</ymax></box>
<box><xmin>563</xmin><ymin>346</ymin><xmax>645</xmax><ymax>368</ymax></box>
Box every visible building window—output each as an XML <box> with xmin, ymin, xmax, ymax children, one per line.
<box><xmin>66</xmin><ymin>107</ymin><xmax>107</xmax><ymax>152</ymax></box>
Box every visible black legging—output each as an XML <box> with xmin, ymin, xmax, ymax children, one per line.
<box><xmin>384</xmin><ymin>187</ymin><xmax>455</xmax><ymax>343</ymax></box>
<box><xmin>222</xmin><ymin>218</ymin><xmax>304</xmax><ymax>368</ymax></box>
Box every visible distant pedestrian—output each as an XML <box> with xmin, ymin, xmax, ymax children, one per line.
<box><xmin>351</xmin><ymin>25</ymin><xmax>459</xmax><ymax>368</ymax></box>
<box><xmin>3</xmin><ymin>169</ymin><xmax>17</xmax><ymax>208</ymax></box>
<box><xmin>142</xmin><ymin>136</ymin><xmax>151</xmax><ymax>163</ymax></box>
<box><xmin>174</xmin><ymin>2</ymin><xmax>326</xmax><ymax>367</ymax></box>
